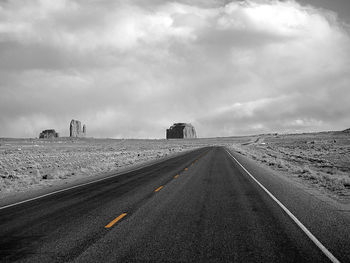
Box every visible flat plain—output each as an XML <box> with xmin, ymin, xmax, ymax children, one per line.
<box><xmin>1</xmin><ymin>131</ymin><xmax>349</xmax><ymax>204</ymax></box>
<box><xmin>229</xmin><ymin>131</ymin><xmax>350</xmax><ymax>202</ymax></box>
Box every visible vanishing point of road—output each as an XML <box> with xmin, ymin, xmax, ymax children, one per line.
<box><xmin>0</xmin><ymin>147</ymin><xmax>349</xmax><ymax>262</ymax></box>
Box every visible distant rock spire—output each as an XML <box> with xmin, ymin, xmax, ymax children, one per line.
<box><xmin>70</xmin><ymin>120</ymin><xmax>86</xmax><ymax>137</ymax></box>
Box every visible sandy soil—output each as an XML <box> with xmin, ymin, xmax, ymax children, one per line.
<box><xmin>1</xmin><ymin>132</ymin><xmax>349</xmax><ymax>203</ymax></box>
<box><xmin>227</xmin><ymin>132</ymin><xmax>350</xmax><ymax>201</ymax></box>
<box><xmin>0</xmin><ymin>138</ymin><xmax>209</xmax><ymax>198</ymax></box>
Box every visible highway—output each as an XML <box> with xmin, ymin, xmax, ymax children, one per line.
<box><xmin>0</xmin><ymin>147</ymin><xmax>349</xmax><ymax>262</ymax></box>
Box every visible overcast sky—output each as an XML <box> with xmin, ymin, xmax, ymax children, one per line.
<box><xmin>1</xmin><ymin>0</ymin><xmax>350</xmax><ymax>138</ymax></box>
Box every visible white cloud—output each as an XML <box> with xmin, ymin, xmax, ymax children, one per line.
<box><xmin>0</xmin><ymin>0</ymin><xmax>349</xmax><ymax>138</ymax></box>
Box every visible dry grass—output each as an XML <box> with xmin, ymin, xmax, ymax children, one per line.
<box><xmin>1</xmin><ymin>132</ymin><xmax>349</xmax><ymax>200</ymax></box>
<box><xmin>228</xmin><ymin>132</ymin><xmax>350</xmax><ymax>198</ymax></box>
<box><xmin>0</xmin><ymin>137</ymin><xmax>209</xmax><ymax>196</ymax></box>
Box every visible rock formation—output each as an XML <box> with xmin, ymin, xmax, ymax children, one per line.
<box><xmin>166</xmin><ymin>123</ymin><xmax>197</xmax><ymax>139</ymax></box>
<box><xmin>70</xmin><ymin>120</ymin><xmax>86</xmax><ymax>137</ymax></box>
<box><xmin>39</xmin><ymin>129</ymin><xmax>59</xmax><ymax>139</ymax></box>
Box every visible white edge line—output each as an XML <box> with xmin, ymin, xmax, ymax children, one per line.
<box><xmin>225</xmin><ymin>148</ymin><xmax>341</xmax><ymax>263</ymax></box>
<box><xmin>0</xmin><ymin>148</ymin><xmax>200</xmax><ymax>211</ymax></box>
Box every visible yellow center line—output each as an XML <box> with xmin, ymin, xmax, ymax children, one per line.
<box><xmin>184</xmin><ymin>168</ymin><xmax>188</xmax><ymax>171</ymax></box>
<box><xmin>105</xmin><ymin>213</ymin><xmax>127</xmax><ymax>228</ymax></box>
<box><xmin>154</xmin><ymin>186</ymin><xmax>164</xmax><ymax>192</ymax></box>
<box><xmin>174</xmin><ymin>174</ymin><xmax>179</xmax><ymax>178</ymax></box>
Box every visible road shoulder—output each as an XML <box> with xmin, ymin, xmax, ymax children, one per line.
<box><xmin>225</xmin><ymin>147</ymin><xmax>350</xmax><ymax>262</ymax></box>
<box><xmin>226</xmin><ymin>147</ymin><xmax>350</xmax><ymax>211</ymax></box>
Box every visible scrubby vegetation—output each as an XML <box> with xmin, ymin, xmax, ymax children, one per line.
<box><xmin>229</xmin><ymin>132</ymin><xmax>350</xmax><ymax>199</ymax></box>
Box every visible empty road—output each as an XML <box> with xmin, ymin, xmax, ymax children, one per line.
<box><xmin>0</xmin><ymin>147</ymin><xmax>349</xmax><ymax>262</ymax></box>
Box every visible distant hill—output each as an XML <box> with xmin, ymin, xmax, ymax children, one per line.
<box><xmin>342</xmin><ymin>128</ymin><xmax>350</xmax><ymax>133</ymax></box>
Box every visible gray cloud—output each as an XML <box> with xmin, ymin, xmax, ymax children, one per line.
<box><xmin>0</xmin><ymin>0</ymin><xmax>350</xmax><ymax>138</ymax></box>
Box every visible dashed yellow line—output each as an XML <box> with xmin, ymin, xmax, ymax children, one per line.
<box><xmin>104</xmin><ymin>156</ymin><xmax>204</xmax><ymax>230</ymax></box>
<box><xmin>105</xmin><ymin>213</ymin><xmax>127</xmax><ymax>228</ymax></box>
<box><xmin>154</xmin><ymin>186</ymin><xmax>164</xmax><ymax>192</ymax></box>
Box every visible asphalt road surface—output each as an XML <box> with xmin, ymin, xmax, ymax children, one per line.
<box><xmin>0</xmin><ymin>147</ymin><xmax>349</xmax><ymax>262</ymax></box>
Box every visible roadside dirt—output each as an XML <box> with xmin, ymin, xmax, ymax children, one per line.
<box><xmin>1</xmin><ymin>132</ymin><xmax>349</xmax><ymax>205</ymax></box>
<box><xmin>227</xmin><ymin>132</ymin><xmax>350</xmax><ymax>203</ymax></box>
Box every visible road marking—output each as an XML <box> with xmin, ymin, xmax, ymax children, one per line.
<box><xmin>0</xmin><ymin>148</ymin><xmax>202</xmax><ymax>211</ymax></box>
<box><xmin>105</xmin><ymin>213</ymin><xmax>127</xmax><ymax>228</ymax></box>
<box><xmin>174</xmin><ymin>174</ymin><xmax>179</xmax><ymax>178</ymax></box>
<box><xmin>154</xmin><ymin>186</ymin><xmax>164</xmax><ymax>192</ymax></box>
<box><xmin>184</xmin><ymin>168</ymin><xmax>188</xmax><ymax>171</ymax></box>
<box><xmin>225</xmin><ymin>149</ymin><xmax>341</xmax><ymax>263</ymax></box>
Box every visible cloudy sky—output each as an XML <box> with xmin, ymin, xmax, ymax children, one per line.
<box><xmin>1</xmin><ymin>0</ymin><xmax>350</xmax><ymax>138</ymax></box>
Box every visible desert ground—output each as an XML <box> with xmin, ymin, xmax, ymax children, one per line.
<box><xmin>0</xmin><ymin>137</ymin><xmax>210</xmax><ymax>198</ymax></box>
<box><xmin>1</xmin><ymin>131</ymin><xmax>349</xmax><ymax>202</ymax></box>
<box><xmin>228</xmin><ymin>131</ymin><xmax>350</xmax><ymax>202</ymax></box>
